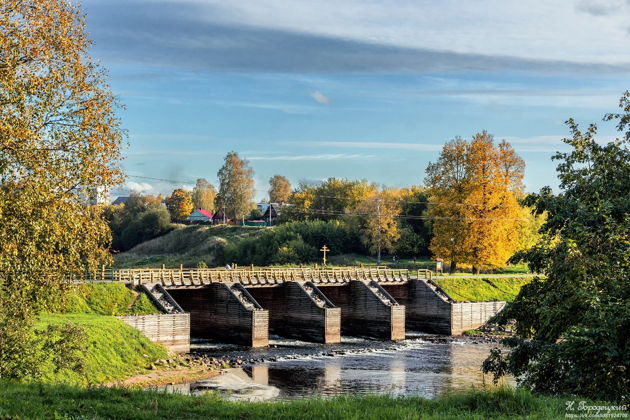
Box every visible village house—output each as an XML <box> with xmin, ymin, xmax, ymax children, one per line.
<box><xmin>186</xmin><ymin>208</ymin><xmax>213</xmax><ymax>224</ymax></box>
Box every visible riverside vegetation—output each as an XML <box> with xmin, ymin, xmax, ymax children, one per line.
<box><xmin>0</xmin><ymin>385</ymin><xmax>609</xmax><ymax>420</ymax></box>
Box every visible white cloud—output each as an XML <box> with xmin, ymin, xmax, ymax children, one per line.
<box><xmin>294</xmin><ymin>141</ymin><xmax>444</xmax><ymax>152</ymax></box>
<box><xmin>248</xmin><ymin>153</ymin><xmax>373</xmax><ymax>161</ymax></box>
<box><xmin>192</xmin><ymin>0</ymin><xmax>630</xmax><ymax>65</ymax></box>
<box><xmin>310</xmin><ymin>91</ymin><xmax>331</xmax><ymax>105</ymax></box>
<box><xmin>124</xmin><ymin>181</ymin><xmax>154</xmax><ymax>193</ymax></box>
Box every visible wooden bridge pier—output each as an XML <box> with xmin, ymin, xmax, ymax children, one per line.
<box><xmin>319</xmin><ymin>281</ymin><xmax>405</xmax><ymax>341</ymax></box>
<box><xmin>168</xmin><ymin>283</ymin><xmax>269</xmax><ymax>348</ymax></box>
<box><xmin>247</xmin><ymin>282</ymin><xmax>341</xmax><ymax>344</ymax></box>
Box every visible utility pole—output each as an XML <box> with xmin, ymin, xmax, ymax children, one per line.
<box><xmin>268</xmin><ymin>202</ymin><xmax>272</xmax><ymax>227</ymax></box>
<box><xmin>376</xmin><ymin>198</ymin><xmax>381</xmax><ymax>264</ymax></box>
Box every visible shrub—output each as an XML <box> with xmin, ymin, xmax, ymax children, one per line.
<box><xmin>223</xmin><ymin>220</ymin><xmax>364</xmax><ymax>266</ymax></box>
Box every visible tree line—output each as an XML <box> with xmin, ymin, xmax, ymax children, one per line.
<box><xmin>109</xmin><ymin>137</ymin><xmax>543</xmax><ymax>272</ymax></box>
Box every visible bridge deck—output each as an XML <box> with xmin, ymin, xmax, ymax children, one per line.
<box><xmin>93</xmin><ymin>267</ymin><xmax>432</xmax><ymax>288</ymax></box>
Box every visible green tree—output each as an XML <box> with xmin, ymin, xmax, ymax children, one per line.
<box><xmin>166</xmin><ymin>189</ymin><xmax>193</xmax><ymax>222</ymax></box>
<box><xmin>0</xmin><ymin>0</ymin><xmax>124</xmax><ymax>379</ymax></box>
<box><xmin>104</xmin><ymin>193</ymin><xmax>171</xmax><ymax>251</ymax></box>
<box><xmin>192</xmin><ymin>178</ymin><xmax>216</xmax><ymax>211</ymax></box>
<box><xmin>397</xmin><ymin>186</ymin><xmax>431</xmax><ymax>257</ymax></box>
<box><xmin>215</xmin><ymin>152</ymin><xmax>255</xmax><ymax>223</ymax></box>
<box><xmin>483</xmin><ymin>93</ymin><xmax>630</xmax><ymax>402</ymax></box>
<box><xmin>269</xmin><ymin>175</ymin><xmax>291</xmax><ymax>203</ymax></box>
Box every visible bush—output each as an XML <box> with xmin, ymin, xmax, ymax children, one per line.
<box><xmin>223</xmin><ymin>220</ymin><xmax>365</xmax><ymax>266</ymax></box>
<box><xmin>104</xmin><ymin>195</ymin><xmax>173</xmax><ymax>252</ymax></box>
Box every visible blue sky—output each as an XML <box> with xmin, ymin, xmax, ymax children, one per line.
<box><xmin>82</xmin><ymin>0</ymin><xmax>630</xmax><ymax>200</ymax></box>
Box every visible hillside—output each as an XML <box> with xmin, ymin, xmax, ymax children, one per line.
<box><xmin>37</xmin><ymin>283</ymin><xmax>166</xmax><ymax>385</ymax></box>
<box><xmin>114</xmin><ymin>224</ymin><xmax>265</xmax><ymax>268</ymax></box>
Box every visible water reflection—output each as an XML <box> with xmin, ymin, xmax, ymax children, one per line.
<box><xmin>190</xmin><ymin>336</ymin><xmax>512</xmax><ymax>400</ymax></box>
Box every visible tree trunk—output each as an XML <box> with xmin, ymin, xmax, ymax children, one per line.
<box><xmin>377</xmin><ymin>246</ymin><xmax>381</xmax><ymax>264</ymax></box>
<box><xmin>449</xmin><ymin>261</ymin><xmax>457</xmax><ymax>274</ymax></box>
<box><xmin>472</xmin><ymin>265</ymin><xmax>480</xmax><ymax>275</ymax></box>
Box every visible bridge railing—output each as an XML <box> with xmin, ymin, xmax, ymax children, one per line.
<box><xmin>95</xmin><ymin>267</ymin><xmax>417</xmax><ymax>286</ymax></box>
<box><xmin>416</xmin><ymin>269</ymin><xmax>432</xmax><ymax>281</ymax></box>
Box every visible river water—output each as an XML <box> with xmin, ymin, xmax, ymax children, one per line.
<box><xmin>162</xmin><ymin>332</ymin><xmax>512</xmax><ymax>401</ymax></box>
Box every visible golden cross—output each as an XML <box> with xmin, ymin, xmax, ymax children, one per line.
<box><xmin>320</xmin><ymin>245</ymin><xmax>329</xmax><ymax>266</ymax></box>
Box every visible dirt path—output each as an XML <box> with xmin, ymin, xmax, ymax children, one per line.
<box><xmin>106</xmin><ymin>365</ymin><xmax>221</xmax><ymax>388</ymax></box>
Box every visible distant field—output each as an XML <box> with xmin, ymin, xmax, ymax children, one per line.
<box><xmin>432</xmin><ymin>276</ymin><xmax>535</xmax><ymax>302</ymax></box>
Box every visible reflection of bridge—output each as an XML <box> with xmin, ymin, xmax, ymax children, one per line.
<box><xmin>97</xmin><ymin>268</ymin><xmax>504</xmax><ymax>348</ymax></box>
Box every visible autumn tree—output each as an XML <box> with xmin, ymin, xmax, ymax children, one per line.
<box><xmin>283</xmin><ymin>178</ymin><xmax>376</xmax><ymax>222</ymax></box>
<box><xmin>0</xmin><ymin>0</ymin><xmax>124</xmax><ymax>378</ymax></box>
<box><xmin>166</xmin><ymin>189</ymin><xmax>193</xmax><ymax>221</ymax></box>
<box><xmin>269</xmin><ymin>175</ymin><xmax>291</xmax><ymax>203</ymax></box>
<box><xmin>356</xmin><ymin>188</ymin><xmax>402</xmax><ymax>262</ymax></box>
<box><xmin>192</xmin><ymin>178</ymin><xmax>216</xmax><ymax>211</ymax></box>
<box><xmin>425</xmin><ymin>138</ymin><xmax>471</xmax><ymax>273</ymax></box>
<box><xmin>426</xmin><ymin>133</ymin><xmax>525</xmax><ymax>273</ymax></box>
<box><xmin>214</xmin><ymin>152</ymin><xmax>255</xmax><ymax>223</ymax></box>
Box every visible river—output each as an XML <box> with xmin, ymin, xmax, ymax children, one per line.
<box><xmin>158</xmin><ymin>332</ymin><xmax>513</xmax><ymax>401</ymax></box>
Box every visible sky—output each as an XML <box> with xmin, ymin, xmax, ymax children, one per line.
<box><xmin>81</xmin><ymin>0</ymin><xmax>630</xmax><ymax>200</ymax></box>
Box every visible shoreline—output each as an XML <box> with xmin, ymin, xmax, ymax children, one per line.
<box><xmin>106</xmin><ymin>365</ymin><xmax>221</xmax><ymax>388</ymax></box>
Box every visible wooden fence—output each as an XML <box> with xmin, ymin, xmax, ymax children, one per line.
<box><xmin>117</xmin><ymin>313</ymin><xmax>190</xmax><ymax>353</ymax></box>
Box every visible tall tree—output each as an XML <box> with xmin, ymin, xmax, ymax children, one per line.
<box><xmin>396</xmin><ymin>186</ymin><xmax>432</xmax><ymax>257</ymax></box>
<box><xmin>356</xmin><ymin>188</ymin><xmax>402</xmax><ymax>263</ymax></box>
<box><xmin>484</xmin><ymin>93</ymin><xmax>630</xmax><ymax>402</ymax></box>
<box><xmin>166</xmin><ymin>189</ymin><xmax>193</xmax><ymax>221</ymax></box>
<box><xmin>0</xmin><ymin>0</ymin><xmax>124</xmax><ymax>378</ymax></box>
<box><xmin>214</xmin><ymin>152</ymin><xmax>255</xmax><ymax>223</ymax></box>
<box><xmin>269</xmin><ymin>175</ymin><xmax>291</xmax><ymax>203</ymax></box>
<box><xmin>426</xmin><ymin>133</ymin><xmax>525</xmax><ymax>273</ymax></box>
<box><xmin>425</xmin><ymin>138</ymin><xmax>471</xmax><ymax>273</ymax></box>
<box><xmin>192</xmin><ymin>178</ymin><xmax>216</xmax><ymax>211</ymax></box>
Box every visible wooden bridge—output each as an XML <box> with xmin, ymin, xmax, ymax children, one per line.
<box><xmin>95</xmin><ymin>267</ymin><xmax>430</xmax><ymax>287</ymax></box>
<box><xmin>100</xmin><ymin>267</ymin><xmax>503</xmax><ymax>350</ymax></box>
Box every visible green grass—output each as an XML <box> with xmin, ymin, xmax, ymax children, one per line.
<box><xmin>114</xmin><ymin>224</ymin><xmax>265</xmax><ymax>268</ymax></box>
<box><xmin>0</xmin><ymin>383</ymin><xmax>601</xmax><ymax>420</ymax></box>
<box><xmin>59</xmin><ymin>283</ymin><xmax>161</xmax><ymax>316</ymax></box>
<box><xmin>433</xmin><ymin>276</ymin><xmax>534</xmax><ymax>302</ymax></box>
<box><xmin>35</xmin><ymin>314</ymin><xmax>168</xmax><ymax>385</ymax></box>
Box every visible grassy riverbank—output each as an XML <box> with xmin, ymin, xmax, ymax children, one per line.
<box><xmin>34</xmin><ymin>283</ymin><xmax>168</xmax><ymax>385</ymax></box>
<box><xmin>36</xmin><ymin>314</ymin><xmax>167</xmax><ymax>385</ymax></box>
<box><xmin>0</xmin><ymin>383</ymin><xmax>592</xmax><ymax>419</ymax></box>
<box><xmin>432</xmin><ymin>276</ymin><xmax>534</xmax><ymax>302</ymax></box>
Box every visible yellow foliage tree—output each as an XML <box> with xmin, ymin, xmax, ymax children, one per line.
<box><xmin>214</xmin><ymin>152</ymin><xmax>255</xmax><ymax>222</ymax></box>
<box><xmin>166</xmin><ymin>189</ymin><xmax>193</xmax><ymax>221</ymax></box>
<box><xmin>356</xmin><ymin>188</ymin><xmax>402</xmax><ymax>263</ymax></box>
<box><xmin>426</xmin><ymin>132</ymin><xmax>525</xmax><ymax>273</ymax></box>
<box><xmin>0</xmin><ymin>0</ymin><xmax>124</xmax><ymax>377</ymax></box>
<box><xmin>269</xmin><ymin>175</ymin><xmax>291</xmax><ymax>203</ymax></box>
<box><xmin>192</xmin><ymin>178</ymin><xmax>216</xmax><ymax>212</ymax></box>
